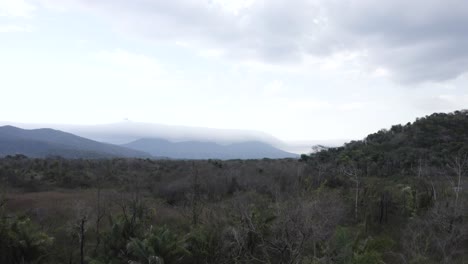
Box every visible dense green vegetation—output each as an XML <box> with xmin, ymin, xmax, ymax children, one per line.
<box><xmin>1</xmin><ymin>111</ymin><xmax>467</xmax><ymax>263</ymax></box>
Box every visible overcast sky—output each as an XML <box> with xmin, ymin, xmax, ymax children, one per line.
<box><xmin>1</xmin><ymin>0</ymin><xmax>467</xmax><ymax>142</ymax></box>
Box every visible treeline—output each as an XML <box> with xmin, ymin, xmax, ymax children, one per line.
<box><xmin>0</xmin><ymin>111</ymin><xmax>467</xmax><ymax>263</ymax></box>
<box><xmin>303</xmin><ymin>110</ymin><xmax>468</xmax><ymax>178</ymax></box>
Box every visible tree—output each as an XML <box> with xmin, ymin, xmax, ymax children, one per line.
<box><xmin>127</xmin><ymin>226</ymin><xmax>189</xmax><ymax>264</ymax></box>
<box><xmin>0</xmin><ymin>206</ymin><xmax>53</xmax><ymax>264</ymax></box>
<box><xmin>342</xmin><ymin>164</ymin><xmax>361</xmax><ymax>221</ymax></box>
<box><xmin>446</xmin><ymin>152</ymin><xmax>467</xmax><ymax>211</ymax></box>
<box><xmin>402</xmin><ymin>200</ymin><xmax>467</xmax><ymax>263</ymax></box>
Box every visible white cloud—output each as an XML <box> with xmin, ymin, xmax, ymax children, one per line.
<box><xmin>96</xmin><ymin>49</ymin><xmax>162</xmax><ymax>73</ymax></box>
<box><xmin>417</xmin><ymin>94</ymin><xmax>468</xmax><ymax>112</ymax></box>
<box><xmin>0</xmin><ymin>0</ymin><xmax>35</xmax><ymax>17</ymax></box>
<box><xmin>339</xmin><ymin>102</ymin><xmax>367</xmax><ymax>111</ymax></box>
<box><xmin>197</xmin><ymin>48</ymin><xmax>225</xmax><ymax>58</ymax></box>
<box><xmin>372</xmin><ymin>67</ymin><xmax>391</xmax><ymax>78</ymax></box>
<box><xmin>210</xmin><ymin>0</ymin><xmax>255</xmax><ymax>15</ymax></box>
<box><xmin>262</xmin><ymin>80</ymin><xmax>286</xmax><ymax>96</ymax></box>
<box><xmin>0</xmin><ymin>24</ymin><xmax>32</xmax><ymax>32</ymax></box>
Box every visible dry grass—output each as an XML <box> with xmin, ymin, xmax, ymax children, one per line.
<box><xmin>3</xmin><ymin>189</ymin><xmax>186</xmax><ymax>231</ymax></box>
<box><xmin>5</xmin><ymin>189</ymin><xmax>96</xmax><ymax>213</ymax></box>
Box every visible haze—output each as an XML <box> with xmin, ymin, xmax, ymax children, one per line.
<box><xmin>1</xmin><ymin>0</ymin><xmax>467</xmax><ymax>143</ymax></box>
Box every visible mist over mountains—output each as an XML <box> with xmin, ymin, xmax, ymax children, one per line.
<box><xmin>0</xmin><ymin>124</ymin><xmax>299</xmax><ymax>159</ymax></box>
<box><xmin>0</xmin><ymin>121</ymin><xmax>344</xmax><ymax>155</ymax></box>
<box><xmin>123</xmin><ymin>138</ymin><xmax>297</xmax><ymax>160</ymax></box>
<box><xmin>64</xmin><ymin>122</ymin><xmax>285</xmax><ymax>145</ymax></box>
<box><xmin>0</xmin><ymin>122</ymin><xmax>281</xmax><ymax>144</ymax></box>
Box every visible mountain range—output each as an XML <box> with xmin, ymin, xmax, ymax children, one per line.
<box><xmin>0</xmin><ymin>121</ymin><xmax>346</xmax><ymax>154</ymax></box>
<box><xmin>0</xmin><ymin>125</ymin><xmax>297</xmax><ymax>159</ymax></box>
<box><xmin>0</xmin><ymin>126</ymin><xmax>149</xmax><ymax>159</ymax></box>
<box><xmin>123</xmin><ymin>138</ymin><xmax>297</xmax><ymax>159</ymax></box>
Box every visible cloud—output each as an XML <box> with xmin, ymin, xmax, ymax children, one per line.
<box><xmin>416</xmin><ymin>94</ymin><xmax>468</xmax><ymax>112</ymax></box>
<box><xmin>95</xmin><ymin>49</ymin><xmax>163</xmax><ymax>75</ymax></box>
<box><xmin>93</xmin><ymin>49</ymin><xmax>168</xmax><ymax>91</ymax></box>
<box><xmin>338</xmin><ymin>102</ymin><xmax>368</xmax><ymax>111</ymax></box>
<box><xmin>35</xmin><ymin>0</ymin><xmax>322</xmax><ymax>63</ymax></box>
<box><xmin>0</xmin><ymin>24</ymin><xmax>32</xmax><ymax>32</ymax></box>
<box><xmin>34</xmin><ymin>0</ymin><xmax>468</xmax><ymax>83</ymax></box>
<box><xmin>0</xmin><ymin>0</ymin><xmax>35</xmax><ymax>17</ymax></box>
<box><xmin>323</xmin><ymin>0</ymin><xmax>468</xmax><ymax>83</ymax></box>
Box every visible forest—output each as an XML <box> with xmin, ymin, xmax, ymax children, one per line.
<box><xmin>1</xmin><ymin>111</ymin><xmax>467</xmax><ymax>264</ymax></box>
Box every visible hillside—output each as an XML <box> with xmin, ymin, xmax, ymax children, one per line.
<box><xmin>306</xmin><ymin>110</ymin><xmax>468</xmax><ymax>177</ymax></box>
<box><xmin>123</xmin><ymin>138</ymin><xmax>298</xmax><ymax>159</ymax></box>
<box><xmin>0</xmin><ymin>126</ymin><xmax>149</xmax><ymax>159</ymax></box>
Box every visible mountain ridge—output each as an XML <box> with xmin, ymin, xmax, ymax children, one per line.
<box><xmin>123</xmin><ymin>138</ymin><xmax>298</xmax><ymax>160</ymax></box>
<box><xmin>0</xmin><ymin>126</ymin><xmax>150</xmax><ymax>159</ymax></box>
<box><xmin>305</xmin><ymin>110</ymin><xmax>468</xmax><ymax>177</ymax></box>
<box><xmin>0</xmin><ymin>126</ymin><xmax>297</xmax><ymax>159</ymax></box>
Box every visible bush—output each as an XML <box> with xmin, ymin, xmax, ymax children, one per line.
<box><xmin>0</xmin><ymin>216</ymin><xmax>53</xmax><ymax>264</ymax></box>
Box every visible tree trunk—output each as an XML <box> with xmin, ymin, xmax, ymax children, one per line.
<box><xmin>191</xmin><ymin>163</ymin><xmax>201</xmax><ymax>226</ymax></box>
<box><xmin>80</xmin><ymin>217</ymin><xmax>86</xmax><ymax>264</ymax></box>
<box><xmin>94</xmin><ymin>185</ymin><xmax>101</xmax><ymax>255</ymax></box>
<box><xmin>355</xmin><ymin>180</ymin><xmax>359</xmax><ymax>221</ymax></box>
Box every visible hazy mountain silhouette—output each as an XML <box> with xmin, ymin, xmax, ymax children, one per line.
<box><xmin>61</xmin><ymin>121</ymin><xmax>285</xmax><ymax>145</ymax></box>
<box><xmin>0</xmin><ymin>126</ymin><xmax>149</xmax><ymax>158</ymax></box>
<box><xmin>0</xmin><ymin>126</ymin><xmax>297</xmax><ymax>159</ymax></box>
<box><xmin>0</xmin><ymin>121</ymin><xmax>348</xmax><ymax>154</ymax></box>
<box><xmin>123</xmin><ymin>138</ymin><xmax>298</xmax><ymax>159</ymax></box>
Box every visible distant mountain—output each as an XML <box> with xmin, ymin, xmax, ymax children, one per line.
<box><xmin>0</xmin><ymin>121</ymin><xmax>348</xmax><ymax>154</ymax></box>
<box><xmin>0</xmin><ymin>126</ymin><xmax>298</xmax><ymax>160</ymax></box>
<box><xmin>54</xmin><ymin>122</ymin><xmax>285</xmax><ymax>146</ymax></box>
<box><xmin>123</xmin><ymin>138</ymin><xmax>298</xmax><ymax>159</ymax></box>
<box><xmin>0</xmin><ymin>126</ymin><xmax>149</xmax><ymax>159</ymax></box>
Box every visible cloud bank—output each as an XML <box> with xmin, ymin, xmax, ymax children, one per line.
<box><xmin>30</xmin><ymin>0</ymin><xmax>468</xmax><ymax>84</ymax></box>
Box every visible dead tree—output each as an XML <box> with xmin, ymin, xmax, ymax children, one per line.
<box><xmin>342</xmin><ymin>164</ymin><xmax>360</xmax><ymax>221</ymax></box>
<box><xmin>190</xmin><ymin>162</ymin><xmax>202</xmax><ymax>227</ymax></box>
<box><xmin>73</xmin><ymin>201</ymin><xmax>90</xmax><ymax>264</ymax></box>
<box><xmin>79</xmin><ymin>216</ymin><xmax>87</xmax><ymax>264</ymax></box>
<box><xmin>446</xmin><ymin>152</ymin><xmax>467</xmax><ymax>211</ymax></box>
<box><xmin>94</xmin><ymin>161</ymin><xmax>110</xmax><ymax>254</ymax></box>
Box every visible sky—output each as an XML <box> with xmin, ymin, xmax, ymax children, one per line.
<box><xmin>1</xmin><ymin>0</ymin><xmax>468</xmax><ymax>143</ymax></box>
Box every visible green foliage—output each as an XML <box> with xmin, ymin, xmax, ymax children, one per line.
<box><xmin>0</xmin><ymin>215</ymin><xmax>53</xmax><ymax>264</ymax></box>
<box><xmin>127</xmin><ymin>226</ymin><xmax>190</xmax><ymax>264</ymax></box>
<box><xmin>311</xmin><ymin>110</ymin><xmax>468</xmax><ymax>177</ymax></box>
<box><xmin>332</xmin><ymin>227</ymin><xmax>355</xmax><ymax>264</ymax></box>
<box><xmin>91</xmin><ymin>202</ymin><xmax>149</xmax><ymax>264</ymax></box>
<box><xmin>352</xmin><ymin>235</ymin><xmax>394</xmax><ymax>264</ymax></box>
<box><xmin>331</xmin><ymin>226</ymin><xmax>396</xmax><ymax>264</ymax></box>
<box><xmin>185</xmin><ymin>226</ymin><xmax>222</xmax><ymax>263</ymax></box>
<box><xmin>353</xmin><ymin>250</ymin><xmax>383</xmax><ymax>264</ymax></box>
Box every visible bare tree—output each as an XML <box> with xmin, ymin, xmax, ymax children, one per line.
<box><xmin>93</xmin><ymin>161</ymin><xmax>110</xmax><ymax>254</ymax></box>
<box><xmin>187</xmin><ymin>162</ymin><xmax>203</xmax><ymax>227</ymax></box>
<box><xmin>402</xmin><ymin>200</ymin><xmax>466</xmax><ymax>264</ymax></box>
<box><xmin>270</xmin><ymin>192</ymin><xmax>345</xmax><ymax>263</ymax></box>
<box><xmin>73</xmin><ymin>201</ymin><xmax>90</xmax><ymax>264</ymax></box>
<box><xmin>224</xmin><ymin>193</ymin><xmax>273</xmax><ymax>264</ymax></box>
<box><xmin>446</xmin><ymin>152</ymin><xmax>467</xmax><ymax>211</ymax></box>
<box><xmin>342</xmin><ymin>164</ymin><xmax>360</xmax><ymax>221</ymax></box>
<box><xmin>225</xmin><ymin>190</ymin><xmax>345</xmax><ymax>264</ymax></box>
<box><xmin>79</xmin><ymin>216</ymin><xmax>87</xmax><ymax>264</ymax></box>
